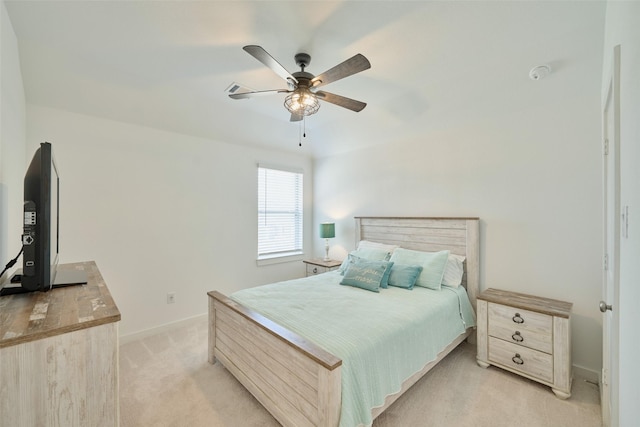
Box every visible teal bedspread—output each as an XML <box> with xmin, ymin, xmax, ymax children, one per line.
<box><xmin>230</xmin><ymin>271</ymin><xmax>475</xmax><ymax>427</ymax></box>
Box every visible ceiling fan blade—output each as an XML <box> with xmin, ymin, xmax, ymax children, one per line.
<box><xmin>290</xmin><ymin>113</ymin><xmax>303</xmax><ymax>122</ymax></box>
<box><xmin>229</xmin><ymin>89</ymin><xmax>289</xmax><ymax>100</ymax></box>
<box><xmin>311</xmin><ymin>54</ymin><xmax>371</xmax><ymax>89</ymax></box>
<box><xmin>316</xmin><ymin>91</ymin><xmax>367</xmax><ymax>112</ymax></box>
<box><xmin>243</xmin><ymin>45</ymin><xmax>298</xmax><ymax>85</ymax></box>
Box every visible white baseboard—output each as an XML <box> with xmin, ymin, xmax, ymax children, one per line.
<box><xmin>573</xmin><ymin>364</ymin><xmax>600</xmax><ymax>384</ymax></box>
<box><xmin>119</xmin><ymin>313</ymin><xmax>207</xmax><ymax>345</ymax></box>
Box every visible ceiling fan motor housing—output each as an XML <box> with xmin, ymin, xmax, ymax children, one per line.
<box><xmin>295</xmin><ymin>52</ymin><xmax>311</xmax><ymax>70</ymax></box>
<box><xmin>293</xmin><ymin>71</ymin><xmax>314</xmax><ymax>89</ymax></box>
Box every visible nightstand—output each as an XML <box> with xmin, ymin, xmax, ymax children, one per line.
<box><xmin>476</xmin><ymin>288</ymin><xmax>573</xmax><ymax>399</ymax></box>
<box><xmin>303</xmin><ymin>259</ymin><xmax>342</xmax><ymax>277</ymax></box>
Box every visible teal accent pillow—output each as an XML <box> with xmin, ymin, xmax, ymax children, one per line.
<box><xmin>340</xmin><ymin>259</ymin><xmax>394</xmax><ymax>292</ymax></box>
<box><xmin>388</xmin><ymin>265</ymin><xmax>423</xmax><ymax>289</ymax></box>
<box><xmin>338</xmin><ymin>252</ymin><xmax>361</xmax><ymax>275</ymax></box>
<box><xmin>379</xmin><ymin>260</ymin><xmax>393</xmax><ymax>289</ymax></box>
<box><xmin>389</xmin><ymin>248</ymin><xmax>450</xmax><ymax>290</ymax></box>
<box><xmin>338</xmin><ymin>248</ymin><xmax>392</xmax><ymax>274</ymax></box>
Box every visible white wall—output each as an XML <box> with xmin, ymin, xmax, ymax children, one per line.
<box><xmin>26</xmin><ymin>106</ymin><xmax>313</xmax><ymax>337</ymax></box>
<box><xmin>314</xmin><ymin>49</ymin><xmax>603</xmax><ymax>374</ymax></box>
<box><xmin>0</xmin><ymin>0</ymin><xmax>26</xmax><ymax>280</ymax></box>
<box><xmin>602</xmin><ymin>2</ymin><xmax>640</xmax><ymax>424</ymax></box>
<box><xmin>3</xmin><ymin>0</ymin><xmax>612</xmax><ymax>382</ymax></box>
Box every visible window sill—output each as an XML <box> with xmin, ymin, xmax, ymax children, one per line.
<box><xmin>256</xmin><ymin>252</ymin><xmax>304</xmax><ymax>266</ymax></box>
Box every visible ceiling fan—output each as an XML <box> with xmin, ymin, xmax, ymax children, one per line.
<box><xmin>228</xmin><ymin>45</ymin><xmax>371</xmax><ymax>122</ymax></box>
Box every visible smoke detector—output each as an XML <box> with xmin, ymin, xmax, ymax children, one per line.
<box><xmin>529</xmin><ymin>65</ymin><xmax>551</xmax><ymax>81</ymax></box>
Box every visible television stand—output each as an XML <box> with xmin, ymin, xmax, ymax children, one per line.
<box><xmin>0</xmin><ymin>269</ymin><xmax>87</xmax><ymax>296</ymax></box>
<box><xmin>0</xmin><ymin>261</ymin><xmax>120</xmax><ymax>426</ymax></box>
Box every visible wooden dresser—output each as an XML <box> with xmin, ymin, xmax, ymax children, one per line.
<box><xmin>476</xmin><ymin>288</ymin><xmax>572</xmax><ymax>399</ymax></box>
<box><xmin>0</xmin><ymin>261</ymin><xmax>121</xmax><ymax>426</ymax></box>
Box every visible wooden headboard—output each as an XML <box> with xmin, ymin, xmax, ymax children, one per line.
<box><xmin>354</xmin><ymin>217</ymin><xmax>480</xmax><ymax>306</ymax></box>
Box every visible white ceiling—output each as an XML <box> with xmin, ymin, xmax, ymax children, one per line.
<box><xmin>5</xmin><ymin>1</ymin><xmax>606</xmax><ymax>158</ymax></box>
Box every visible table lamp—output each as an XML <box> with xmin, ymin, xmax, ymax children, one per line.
<box><xmin>319</xmin><ymin>223</ymin><xmax>335</xmax><ymax>261</ymax></box>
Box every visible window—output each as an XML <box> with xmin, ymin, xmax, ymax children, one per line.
<box><xmin>257</xmin><ymin>165</ymin><xmax>303</xmax><ymax>260</ymax></box>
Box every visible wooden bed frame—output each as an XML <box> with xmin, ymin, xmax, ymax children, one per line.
<box><xmin>208</xmin><ymin>217</ymin><xmax>480</xmax><ymax>427</ymax></box>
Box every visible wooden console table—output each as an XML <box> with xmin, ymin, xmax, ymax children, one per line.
<box><xmin>0</xmin><ymin>261</ymin><xmax>121</xmax><ymax>426</ymax></box>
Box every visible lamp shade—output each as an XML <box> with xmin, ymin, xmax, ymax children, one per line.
<box><xmin>319</xmin><ymin>223</ymin><xmax>335</xmax><ymax>239</ymax></box>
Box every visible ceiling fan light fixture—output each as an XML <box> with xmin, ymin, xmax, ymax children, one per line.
<box><xmin>284</xmin><ymin>87</ymin><xmax>320</xmax><ymax>116</ymax></box>
<box><xmin>230</xmin><ymin>46</ymin><xmax>370</xmax><ymax>121</ymax></box>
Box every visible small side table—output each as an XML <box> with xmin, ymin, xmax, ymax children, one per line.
<box><xmin>303</xmin><ymin>259</ymin><xmax>342</xmax><ymax>277</ymax></box>
<box><xmin>476</xmin><ymin>288</ymin><xmax>573</xmax><ymax>399</ymax></box>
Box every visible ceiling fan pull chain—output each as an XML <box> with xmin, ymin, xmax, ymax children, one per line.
<box><xmin>298</xmin><ymin>117</ymin><xmax>308</xmax><ymax>147</ymax></box>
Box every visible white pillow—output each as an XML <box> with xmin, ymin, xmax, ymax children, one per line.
<box><xmin>442</xmin><ymin>254</ymin><xmax>466</xmax><ymax>288</ymax></box>
<box><xmin>357</xmin><ymin>240</ymin><xmax>399</xmax><ymax>254</ymax></box>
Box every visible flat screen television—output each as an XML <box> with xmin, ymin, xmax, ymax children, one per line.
<box><xmin>0</xmin><ymin>142</ymin><xmax>86</xmax><ymax>296</ymax></box>
<box><xmin>21</xmin><ymin>142</ymin><xmax>58</xmax><ymax>291</ymax></box>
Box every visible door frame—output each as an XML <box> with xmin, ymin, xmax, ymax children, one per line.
<box><xmin>601</xmin><ymin>44</ymin><xmax>621</xmax><ymax>427</ymax></box>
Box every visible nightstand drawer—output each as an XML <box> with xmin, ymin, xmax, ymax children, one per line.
<box><xmin>303</xmin><ymin>259</ymin><xmax>341</xmax><ymax>277</ymax></box>
<box><xmin>306</xmin><ymin>264</ymin><xmax>329</xmax><ymax>276</ymax></box>
<box><xmin>488</xmin><ymin>303</ymin><xmax>552</xmax><ymax>353</ymax></box>
<box><xmin>489</xmin><ymin>337</ymin><xmax>553</xmax><ymax>383</ymax></box>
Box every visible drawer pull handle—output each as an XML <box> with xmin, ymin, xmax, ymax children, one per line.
<box><xmin>512</xmin><ymin>331</ymin><xmax>524</xmax><ymax>342</ymax></box>
<box><xmin>313</xmin><ymin>267</ymin><xmax>318</xmax><ymax>273</ymax></box>
<box><xmin>512</xmin><ymin>354</ymin><xmax>524</xmax><ymax>365</ymax></box>
<box><xmin>512</xmin><ymin>313</ymin><xmax>525</xmax><ymax>324</ymax></box>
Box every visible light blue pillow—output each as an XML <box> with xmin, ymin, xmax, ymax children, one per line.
<box><xmin>389</xmin><ymin>248</ymin><xmax>450</xmax><ymax>290</ymax></box>
<box><xmin>338</xmin><ymin>248</ymin><xmax>392</xmax><ymax>274</ymax></box>
<box><xmin>388</xmin><ymin>265</ymin><xmax>423</xmax><ymax>289</ymax></box>
<box><xmin>340</xmin><ymin>259</ymin><xmax>394</xmax><ymax>292</ymax></box>
<box><xmin>338</xmin><ymin>253</ymin><xmax>361</xmax><ymax>275</ymax></box>
<box><xmin>379</xmin><ymin>260</ymin><xmax>394</xmax><ymax>289</ymax></box>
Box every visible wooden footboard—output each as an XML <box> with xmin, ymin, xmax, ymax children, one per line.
<box><xmin>208</xmin><ymin>291</ymin><xmax>342</xmax><ymax>427</ymax></box>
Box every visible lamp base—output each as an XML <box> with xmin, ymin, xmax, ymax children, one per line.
<box><xmin>324</xmin><ymin>239</ymin><xmax>330</xmax><ymax>261</ymax></box>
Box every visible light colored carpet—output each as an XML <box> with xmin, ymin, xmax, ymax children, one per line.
<box><xmin>119</xmin><ymin>318</ymin><xmax>602</xmax><ymax>427</ymax></box>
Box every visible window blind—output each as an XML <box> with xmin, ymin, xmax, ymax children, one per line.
<box><xmin>258</xmin><ymin>166</ymin><xmax>303</xmax><ymax>258</ymax></box>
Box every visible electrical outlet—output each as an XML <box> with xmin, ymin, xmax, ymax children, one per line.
<box><xmin>167</xmin><ymin>292</ymin><xmax>176</xmax><ymax>304</ymax></box>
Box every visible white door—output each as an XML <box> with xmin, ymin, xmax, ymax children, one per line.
<box><xmin>601</xmin><ymin>45</ymin><xmax>621</xmax><ymax>427</ymax></box>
